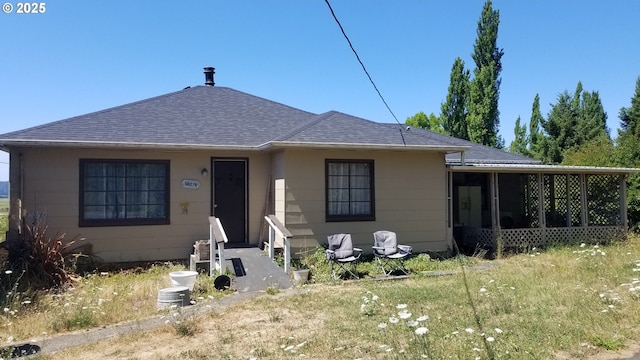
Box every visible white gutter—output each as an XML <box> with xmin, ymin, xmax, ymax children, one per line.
<box><xmin>449</xmin><ymin>163</ymin><xmax>640</xmax><ymax>174</ymax></box>
<box><xmin>261</xmin><ymin>141</ymin><xmax>470</xmax><ymax>153</ymax></box>
<box><xmin>0</xmin><ymin>139</ymin><xmax>471</xmax><ymax>154</ymax></box>
<box><xmin>0</xmin><ymin>139</ymin><xmax>259</xmax><ymax>151</ymax></box>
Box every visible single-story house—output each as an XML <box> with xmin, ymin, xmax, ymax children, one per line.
<box><xmin>1</xmin><ymin>68</ymin><xmax>638</xmax><ymax>262</ymax></box>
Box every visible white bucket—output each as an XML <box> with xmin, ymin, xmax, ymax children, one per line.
<box><xmin>157</xmin><ymin>286</ymin><xmax>190</xmax><ymax>309</ymax></box>
<box><xmin>169</xmin><ymin>271</ymin><xmax>198</xmax><ymax>291</ymax></box>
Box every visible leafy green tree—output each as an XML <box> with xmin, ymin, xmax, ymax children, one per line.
<box><xmin>467</xmin><ymin>0</ymin><xmax>504</xmax><ymax>148</ymax></box>
<box><xmin>562</xmin><ymin>134</ymin><xmax>614</xmax><ymax>167</ymax></box>
<box><xmin>406</xmin><ymin>111</ymin><xmax>444</xmax><ymax>134</ymax></box>
<box><xmin>529</xmin><ymin>94</ymin><xmax>544</xmax><ymax>159</ymax></box>
<box><xmin>439</xmin><ymin>57</ymin><xmax>470</xmax><ymax>140</ymax></box>
<box><xmin>509</xmin><ymin>116</ymin><xmax>529</xmax><ymax>156</ymax></box>
<box><xmin>539</xmin><ymin>82</ymin><xmax>609</xmax><ymax>164</ymax></box>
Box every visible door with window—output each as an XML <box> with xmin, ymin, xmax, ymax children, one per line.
<box><xmin>212</xmin><ymin>159</ymin><xmax>247</xmax><ymax>244</ymax></box>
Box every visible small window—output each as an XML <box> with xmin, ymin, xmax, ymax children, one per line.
<box><xmin>326</xmin><ymin>159</ymin><xmax>375</xmax><ymax>221</ymax></box>
<box><xmin>80</xmin><ymin>159</ymin><xmax>170</xmax><ymax>226</ymax></box>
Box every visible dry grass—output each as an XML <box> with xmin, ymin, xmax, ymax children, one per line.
<box><xmin>1</xmin><ymin>263</ymin><xmax>229</xmax><ymax>343</ymax></box>
<box><xmin>37</xmin><ymin>234</ymin><xmax>640</xmax><ymax>359</ymax></box>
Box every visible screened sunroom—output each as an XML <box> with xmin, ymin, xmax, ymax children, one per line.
<box><xmin>448</xmin><ymin>164</ymin><xmax>638</xmax><ymax>253</ymax></box>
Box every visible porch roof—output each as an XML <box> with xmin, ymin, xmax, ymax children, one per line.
<box><xmin>448</xmin><ymin>163</ymin><xmax>640</xmax><ymax>174</ymax></box>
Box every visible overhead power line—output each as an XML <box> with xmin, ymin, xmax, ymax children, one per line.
<box><xmin>324</xmin><ymin>0</ymin><xmax>405</xmax><ymax>135</ymax></box>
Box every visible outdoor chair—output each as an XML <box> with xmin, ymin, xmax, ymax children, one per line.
<box><xmin>372</xmin><ymin>230</ymin><xmax>412</xmax><ymax>276</ymax></box>
<box><xmin>326</xmin><ymin>233</ymin><xmax>362</xmax><ymax>279</ymax></box>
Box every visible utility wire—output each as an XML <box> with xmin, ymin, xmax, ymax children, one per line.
<box><xmin>324</xmin><ymin>0</ymin><xmax>406</xmax><ymax>145</ymax></box>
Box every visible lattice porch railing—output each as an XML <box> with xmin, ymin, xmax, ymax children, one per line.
<box><xmin>464</xmin><ymin>226</ymin><xmax>626</xmax><ymax>250</ymax></box>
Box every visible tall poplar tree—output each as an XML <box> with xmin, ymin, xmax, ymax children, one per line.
<box><xmin>467</xmin><ymin>0</ymin><xmax>504</xmax><ymax>148</ymax></box>
<box><xmin>528</xmin><ymin>94</ymin><xmax>544</xmax><ymax>159</ymax></box>
<box><xmin>439</xmin><ymin>57</ymin><xmax>470</xmax><ymax>140</ymax></box>
<box><xmin>509</xmin><ymin>116</ymin><xmax>529</xmax><ymax>156</ymax></box>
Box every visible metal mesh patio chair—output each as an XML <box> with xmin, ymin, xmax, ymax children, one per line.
<box><xmin>326</xmin><ymin>233</ymin><xmax>362</xmax><ymax>279</ymax></box>
<box><xmin>372</xmin><ymin>230</ymin><xmax>412</xmax><ymax>275</ymax></box>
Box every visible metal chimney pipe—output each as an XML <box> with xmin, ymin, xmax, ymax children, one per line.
<box><xmin>203</xmin><ymin>67</ymin><xmax>215</xmax><ymax>86</ymax></box>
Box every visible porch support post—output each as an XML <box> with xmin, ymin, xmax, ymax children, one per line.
<box><xmin>490</xmin><ymin>172</ymin><xmax>501</xmax><ymax>252</ymax></box>
<box><xmin>565</xmin><ymin>174</ymin><xmax>571</xmax><ymax>228</ymax></box>
<box><xmin>621</xmin><ymin>174</ymin><xmax>628</xmax><ymax>231</ymax></box>
<box><xmin>580</xmin><ymin>174</ymin><xmax>588</xmax><ymax>227</ymax></box>
<box><xmin>446</xmin><ymin>170</ymin><xmax>453</xmax><ymax>247</ymax></box>
<box><xmin>538</xmin><ymin>173</ymin><xmax>546</xmax><ymax>242</ymax></box>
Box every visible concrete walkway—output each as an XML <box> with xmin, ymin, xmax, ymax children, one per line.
<box><xmin>223</xmin><ymin>247</ymin><xmax>292</xmax><ymax>292</ymax></box>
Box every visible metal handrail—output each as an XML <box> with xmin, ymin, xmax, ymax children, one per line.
<box><xmin>264</xmin><ymin>215</ymin><xmax>292</xmax><ymax>273</ymax></box>
<box><xmin>209</xmin><ymin>216</ymin><xmax>229</xmax><ymax>277</ymax></box>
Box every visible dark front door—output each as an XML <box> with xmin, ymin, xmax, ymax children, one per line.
<box><xmin>213</xmin><ymin>159</ymin><xmax>247</xmax><ymax>244</ymax></box>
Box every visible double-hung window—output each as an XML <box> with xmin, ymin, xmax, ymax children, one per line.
<box><xmin>80</xmin><ymin>159</ymin><xmax>170</xmax><ymax>226</ymax></box>
<box><xmin>326</xmin><ymin>159</ymin><xmax>375</xmax><ymax>221</ymax></box>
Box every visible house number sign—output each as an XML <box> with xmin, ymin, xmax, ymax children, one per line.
<box><xmin>181</xmin><ymin>179</ymin><xmax>200</xmax><ymax>189</ymax></box>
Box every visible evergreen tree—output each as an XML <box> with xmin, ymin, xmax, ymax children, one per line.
<box><xmin>619</xmin><ymin>76</ymin><xmax>640</xmax><ymax>138</ymax></box>
<box><xmin>439</xmin><ymin>57</ymin><xmax>470</xmax><ymax>140</ymax></box>
<box><xmin>467</xmin><ymin>0</ymin><xmax>504</xmax><ymax>148</ymax></box>
<box><xmin>528</xmin><ymin>94</ymin><xmax>544</xmax><ymax>159</ymax></box>
<box><xmin>539</xmin><ymin>82</ymin><xmax>609</xmax><ymax>164</ymax></box>
<box><xmin>406</xmin><ymin>112</ymin><xmax>444</xmax><ymax>134</ymax></box>
<box><xmin>615</xmin><ymin>77</ymin><xmax>640</xmax><ymax>231</ymax></box>
<box><xmin>509</xmin><ymin>116</ymin><xmax>529</xmax><ymax>156</ymax></box>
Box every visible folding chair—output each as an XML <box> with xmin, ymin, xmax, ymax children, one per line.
<box><xmin>326</xmin><ymin>233</ymin><xmax>362</xmax><ymax>279</ymax></box>
<box><xmin>372</xmin><ymin>230</ymin><xmax>412</xmax><ymax>275</ymax></box>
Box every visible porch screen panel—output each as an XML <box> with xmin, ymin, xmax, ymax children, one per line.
<box><xmin>544</xmin><ymin>174</ymin><xmax>569</xmax><ymax>228</ymax></box>
<box><xmin>80</xmin><ymin>160</ymin><xmax>169</xmax><ymax>226</ymax></box>
<box><xmin>525</xmin><ymin>174</ymin><xmax>540</xmax><ymax>228</ymax></box>
<box><xmin>326</xmin><ymin>160</ymin><xmax>374</xmax><ymax>221</ymax></box>
<box><xmin>587</xmin><ymin>174</ymin><xmax>621</xmax><ymax>226</ymax></box>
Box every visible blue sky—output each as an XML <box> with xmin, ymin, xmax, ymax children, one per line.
<box><xmin>1</xmin><ymin>0</ymin><xmax>639</xmax><ymax>181</ymax></box>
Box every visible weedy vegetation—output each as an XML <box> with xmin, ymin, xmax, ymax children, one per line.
<box><xmin>2</xmin><ymin>220</ymin><xmax>640</xmax><ymax>359</ymax></box>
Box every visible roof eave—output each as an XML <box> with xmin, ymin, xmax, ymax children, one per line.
<box><xmin>262</xmin><ymin>141</ymin><xmax>470</xmax><ymax>152</ymax></box>
<box><xmin>448</xmin><ymin>163</ymin><xmax>640</xmax><ymax>174</ymax></box>
<box><xmin>0</xmin><ymin>139</ymin><xmax>260</xmax><ymax>151</ymax></box>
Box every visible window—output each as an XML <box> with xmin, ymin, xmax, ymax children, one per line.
<box><xmin>326</xmin><ymin>159</ymin><xmax>375</xmax><ymax>221</ymax></box>
<box><xmin>80</xmin><ymin>159</ymin><xmax>170</xmax><ymax>226</ymax></box>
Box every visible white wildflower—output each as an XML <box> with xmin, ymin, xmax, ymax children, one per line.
<box><xmin>494</xmin><ymin>328</ymin><xmax>503</xmax><ymax>334</ymax></box>
<box><xmin>389</xmin><ymin>316</ymin><xmax>399</xmax><ymax>324</ymax></box>
<box><xmin>398</xmin><ymin>310</ymin><xmax>412</xmax><ymax>319</ymax></box>
<box><xmin>417</xmin><ymin>315</ymin><xmax>429</xmax><ymax>322</ymax></box>
<box><xmin>465</xmin><ymin>328</ymin><xmax>474</xmax><ymax>334</ymax></box>
<box><xmin>407</xmin><ymin>320</ymin><xmax>419</xmax><ymax>327</ymax></box>
<box><xmin>415</xmin><ymin>327</ymin><xmax>428</xmax><ymax>335</ymax></box>
<box><xmin>486</xmin><ymin>336</ymin><xmax>495</xmax><ymax>342</ymax></box>
<box><xmin>378</xmin><ymin>323</ymin><xmax>387</xmax><ymax>329</ymax></box>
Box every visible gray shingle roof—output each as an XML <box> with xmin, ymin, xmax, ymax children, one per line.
<box><xmin>0</xmin><ymin>86</ymin><xmax>315</xmax><ymax>147</ymax></box>
<box><xmin>382</xmin><ymin>124</ymin><xmax>540</xmax><ymax>165</ymax></box>
<box><xmin>0</xmin><ymin>85</ymin><xmax>537</xmax><ymax>165</ymax></box>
